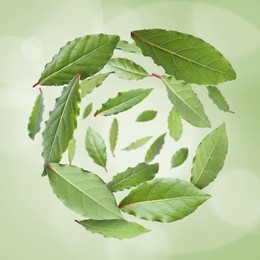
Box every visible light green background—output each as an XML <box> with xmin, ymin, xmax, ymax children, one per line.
<box><xmin>1</xmin><ymin>0</ymin><xmax>260</xmax><ymax>259</ymax></box>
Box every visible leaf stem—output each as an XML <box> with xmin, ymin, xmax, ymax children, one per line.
<box><xmin>150</xmin><ymin>73</ymin><xmax>162</xmax><ymax>79</ymax></box>
<box><xmin>33</xmin><ymin>82</ymin><xmax>40</xmax><ymax>88</ymax></box>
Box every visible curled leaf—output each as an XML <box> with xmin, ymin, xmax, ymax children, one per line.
<box><xmin>145</xmin><ymin>133</ymin><xmax>166</xmax><ymax>163</ymax></box>
<box><xmin>109</xmin><ymin>118</ymin><xmax>119</xmax><ymax>157</ymax></box>
<box><xmin>123</xmin><ymin>136</ymin><xmax>152</xmax><ymax>151</ymax></box>
<box><xmin>76</xmin><ymin>219</ymin><xmax>150</xmax><ymax>239</ymax></box>
<box><xmin>28</xmin><ymin>94</ymin><xmax>44</xmax><ymax>140</ymax></box>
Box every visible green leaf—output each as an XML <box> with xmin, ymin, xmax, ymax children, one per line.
<box><xmin>46</xmin><ymin>163</ymin><xmax>122</xmax><ymax>220</ymax></box>
<box><xmin>167</xmin><ymin>107</ymin><xmax>182</xmax><ymax>141</ymax></box>
<box><xmin>131</xmin><ymin>29</ymin><xmax>236</xmax><ymax>85</ymax></box>
<box><xmin>85</xmin><ymin>127</ymin><xmax>107</xmax><ymax>171</ymax></box>
<box><xmin>81</xmin><ymin>72</ymin><xmax>112</xmax><ymax>98</ymax></box>
<box><xmin>42</xmin><ymin>74</ymin><xmax>81</xmax><ymax>164</ymax></box>
<box><xmin>145</xmin><ymin>133</ymin><xmax>166</xmax><ymax>163</ymax></box>
<box><xmin>36</xmin><ymin>34</ymin><xmax>119</xmax><ymax>86</ymax></box>
<box><xmin>136</xmin><ymin>110</ymin><xmax>157</xmax><ymax>122</ymax></box>
<box><xmin>119</xmin><ymin>178</ymin><xmax>210</xmax><ymax>223</ymax></box>
<box><xmin>76</xmin><ymin>219</ymin><xmax>150</xmax><ymax>239</ymax></box>
<box><xmin>83</xmin><ymin>103</ymin><xmax>93</xmax><ymax>119</ymax></box>
<box><xmin>107</xmin><ymin>58</ymin><xmax>149</xmax><ymax>80</ymax></box>
<box><xmin>107</xmin><ymin>162</ymin><xmax>159</xmax><ymax>192</ymax></box>
<box><xmin>27</xmin><ymin>94</ymin><xmax>44</xmax><ymax>140</ymax></box>
<box><xmin>123</xmin><ymin>136</ymin><xmax>152</xmax><ymax>151</ymax></box>
<box><xmin>207</xmin><ymin>86</ymin><xmax>231</xmax><ymax>112</ymax></box>
<box><xmin>94</xmin><ymin>88</ymin><xmax>153</xmax><ymax>116</ymax></box>
<box><xmin>116</xmin><ymin>40</ymin><xmax>142</xmax><ymax>54</ymax></box>
<box><xmin>191</xmin><ymin>123</ymin><xmax>228</xmax><ymax>189</ymax></box>
<box><xmin>171</xmin><ymin>148</ymin><xmax>188</xmax><ymax>168</ymax></box>
<box><xmin>68</xmin><ymin>137</ymin><xmax>76</xmax><ymax>164</ymax></box>
<box><xmin>162</xmin><ymin>75</ymin><xmax>211</xmax><ymax>128</ymax></box>
<box><xmin>109</xmin><ymin>118</ymin><xmax>119</xmax><ymax>157</ymax></box>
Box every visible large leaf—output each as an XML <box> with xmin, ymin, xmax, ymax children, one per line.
<box><xmin>107</xmin><ymin>162</ymin><xmax>159</xmax><ymax>192</ymax></box>
<box><xmin>136</xmin><ymin>110</ymin><xmax>157</xmax><ymax>122</ymax></box>
<box><xmin>171</xmin><ymin>148</ymin><xmax>188</xmax><ymax>168</ymax></box>
<box><xmin>28</xmin><ymin>94</ymin><xmax>44</xmax><ymax>140</ymax></box>
<box><xmin>131</xmin><ymin>29</ymin><xmax>236</xmax><ymax>85</ymax></box>
<box><xmin>109</xmin><ymin>118</ymin><xmax>119</xmax><ymax>157</ymax></box>
<box><xmin>94</xmin><ymin>88</ymin><xmax>153</xmax><ymax>116</ymax></box>
<box><xmin>85</xmin><ymin>127</ymin><xmax>107</xmax><ymax>171</ymax></box>
<box><xmin>145</xmin><ymin>133</ymin><xmax>166</xmax><ymax>163</ymax></box>
<box><xmin>46</xmin><ymin>163</ymin><xmax>122</xmax><ymax>220</ymax></box>
<box><xmin>191</xmin><ymin>123</ymin><xmax>228</xmax><ymax>189</ymax></box>
<box><xmin>207</xmin><ymin>86</ymin><xmax>231</xmax><ymax>112</ymax></box>
<box><xmin>107</xmin><ymin>58</ymin><xmax>149</xmax><ymax>80</ymax></box>
<box><xmin>119</xmin><ymin>178</ymin><xmax>210</xmax><ymax>223</ymax></box>
<box><xmin>162</xmin><ymin>75</ymin><xmax>211</xmax><ymax>128</ymax></box>
<box><xmin>68</xmin><ymin>137</ymin><xmax>76</xmax><ymax>164</ymax></box>
<box><xmin>123</xmin><ymin>136</ymin><xmax>152</xmax><ymax>151</ymax></box>
<box><xmin>167</xmin><ymin>107</ymin><xmax>182</xmax><ymax>141</ymax></box>
<box><xmin>42</xmin><ymin>74</ymin><xmax>81</xmax><ymax>164</ymax></box>
<box><xmin>81</xmin><ymin>72</ymin><xmax>112</xmax><ymax>98</ymax></box>
<box><xmin>35</xmin><ymin>34</ymin><xmax>119</xmax><ymax>86</ymax></box>
<box><xmin>116</xmin><ymin>40</ymin><xmax>142</xmax><ymax>54</ymax></box>
<box><xmin>76</xmin><ymin>219</ymin><xmax>150</xmax><ymax>239</ymax></box>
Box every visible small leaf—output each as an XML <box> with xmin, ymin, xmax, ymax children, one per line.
<box><xmin>46</xmin><ymin>163</ymin><xmax>122</xmax><ymax>219</ymax></box>
<box><xmin>81</xmin><ymin>73</ymin><xmax>112</xmax><ymax>98</ymax></box>
<box><xmin>136</xmin><ymin>110</ymin><xmax>157</xmax><ymax>122</ymax></box>
<box><xmin>107</xmin><ymin>162</ymin><xmax>159</xmax><ymax>192</ymax></box>
<box><xmin>207</xmin><ymin>86</ymin><xmax>231</xmax><ymax>112</ymax></box>
<box><xmin>191</xmin><ymin>123</ymin><xmax>228</xmax><ymax>189</ymax></box>
<box><xmin>168</xmin><ymin>107</ymin><xmax>182</xmax><ymax>141</ymax></box>
<box><xmin>171</xmin><ymin>148</ymin><xmax>188</xmax><ymax>168</ymax></box>
<box><xmin>109</xmin><ymin>118</ymin><xmax>119</xmax><ymax>157</ymax></box>
<box><xmin>107</xmin><ymin>58</ymin><xmax>149</xmax><ymax>80</ymax></box>
<box><xmin>42</xmin><ymin>74</ymin><xmax>81</xmax><ymax>164</ymax></box>
<box><xmin>83</xmin><ymin>103</ymin><xmax>93</xmax><ymax>119</ymax></box>
<box><xmin>28</xmin><ymin>94</ymin><xmax>44</xmax><ymax>140</ymax></box>
<box><xmin>85</xmin><ymin>127</ymin><xmax>107</xmax><ymax>171</ymax></box>
<box><xmin>145</xmin><ymin>133</ymin><xmax>166</xmax><ymax>163</ymax></box>
<box><xmin>94</xmin><ymin>88</ymin><xmax>153</xmax><ymax>116</ymax></box>
<box><xmin>119</xmin><ymin>178</ymin><xmax>210</xmax><ymax>223</ymax></box>
<box><xmin>162</xmin><ymin>75</ymin><xmax>211</xmax><ymax>128</ymax></box>
<box><xmin>123</xmin><ymin>136</ymin><xmax>152</xmax><ymax>151</ymax></box>
<box><xmin>68</xmin><ymin>137</ymin><xmax>76</xmax><ymax>164</ymax></box>
<box><xmin>116</xmin><ymin>40</ymin><xmax>142</xmax><ymax>54</ymax></box>
<box><xmin>131</xmin><ymin>29</ymin><xmax>236</xmax><ymax>85</ymax></box>
<box><xmin>36</xmin><ymin>34</ymin><xmax>119</xmax><ymax>86</ymax></box>
<box><xmin>76</xmin><ymin>219</ymin><xmax>150</xmax><ymax>239</ymax></box>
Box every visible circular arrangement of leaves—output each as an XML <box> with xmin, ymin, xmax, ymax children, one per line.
<box><xmin>28</xmin><ymin>29</ymin><xmax>236</xmax><ymax>239</ymax></box>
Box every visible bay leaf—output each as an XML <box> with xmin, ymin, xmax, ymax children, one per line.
<box><xmin>94</xmin><ymin>88</ymin><xmax>153</xmax><ymax>116</ymax></box>
<box><xmin>131</xmin><ymin>29</ymin><xmax>236</xmax><ymax>85</ymax></box>
<box><xmin>167</xmin><ymin>107</ymin><xmax>182</xmax><ymax>141</ymax></box>
<box><xmin>136</xmin><ymin>110</ymin><xmax>157</xmax><ymax>122</ymax></box>
<box><xmin>35</xmin><ymin>34</ymin><xmax>119</xmax><ymax>86</ymax></box>
<box><xmin>162</xmin><ymin>75</ymin><xmax>211</xmax><ymax>128</ymax></box>
<box><xmin>107</xmin><ymin>58</ymin><xmax>149</xmax><ymax>80</ymax></box>
<box><xmin>107</xmin><ymin>162</ymin><xmax>159</xmax><ymax>192</ymax></box>
<box><xmin>171</xmin><ymin>148</ymin><xmax>188</xmax><ymax>168</ymax></box>
<box><xmin>123</xmin><ymin>136</ymin><xmax>152</xmax><ymax>151</ymax></box>
<box><xmin>76</xmin><ymin>219</ymin><xmax>150</xmax><ymax>239</ymax></box>
<box><xmin>109</xmin><ymin>118</ymin><xmax>119</xmax><ymax>157</ymax></box>
<box><xmin>28</xmin><ymin>94</ymin><xmax>44</xmax><ymax>140</ymax></box>
<box><xmin>83</xmin><ymin>103</ymin><xmax>93</xmax><ymax>119</ymax></box>
<box><xmin>85</xmin><ymin>127</ymin><xmax>107</xmax><ymax>171</ymax></box>
<box><xmin>119</xmin><ymin>178</ymin><xmax>210</xmax><ymax>222</ymax></box>
<box><xmin>191</xmin><ymin>123</ymin><xmax>228</xmax><ymax>189</ymax></box>
<box><xmin>42</xmin><ymin>74</ymin><xmax>81</xmax><ymax>164</ymax></box>
<box><xmin>46</xmin><ymin>163</ymin><xmax>122</xmax><ymax>219</ymax></box>
<box><xmin>145</xmin><ymin>133</ymin><xmax>166</xmax><ymax>163</ymax></box>
<box><xmin>68</xmin><ymin>137</ymin><xmax>76</xmax><ymax>164</ymax></box>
